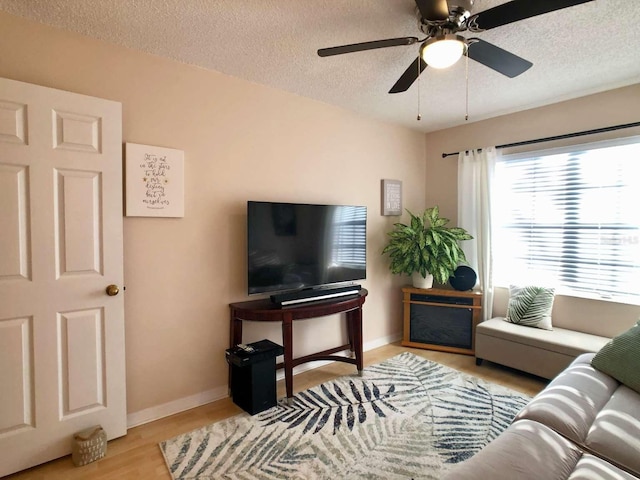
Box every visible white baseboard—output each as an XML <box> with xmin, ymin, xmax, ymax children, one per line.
<box><xmin>364</xmin><ymin>331</ymin><xmax>402</xmax><ymax>351</ymax></box>
<box><xmin>126</xmin><ymin>331</ymin><xmax>402</xmax><ymax>429</ymax></box>
<box><xmin>127</xmin><ymin>385</ymin><xmax>229</xmax><ymax>428</ymax></box>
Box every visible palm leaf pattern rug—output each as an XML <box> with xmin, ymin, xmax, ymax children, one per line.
<box><xmin>160</xmin><ymin>352</ymin><xmax>530</xmax><ymax>479</ymax></box>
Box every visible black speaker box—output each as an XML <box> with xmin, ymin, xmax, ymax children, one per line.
<box><xmin>226</xmin><ymin>340</ymin><xmax>284</xmax><ymax>415</ymax></box>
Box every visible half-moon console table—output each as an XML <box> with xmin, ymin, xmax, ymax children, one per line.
<box><xmin>229</xmin><ymin>289</ymin><xmax>368</xmax><ymax>404</ymax></box>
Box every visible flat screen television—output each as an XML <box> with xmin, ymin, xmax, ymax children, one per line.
<box><xmin>247</xmin><ymin>201</ymin><xmax>366</xmax><ymax>295</ymax></box>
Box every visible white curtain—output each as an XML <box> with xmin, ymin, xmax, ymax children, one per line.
<box><xmin>457</xmin><ymin>147</ymin><xmax>498</xmax><ymax>322</ymax></box>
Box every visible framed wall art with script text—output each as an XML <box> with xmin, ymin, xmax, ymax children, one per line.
<box><xmin>125</xmin><ymin>143</ymin><xmax>185</xmax><ymax>217</ymax></box>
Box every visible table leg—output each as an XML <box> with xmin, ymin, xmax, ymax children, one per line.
<box><xmin>349</xmin><ymin>306</ymin><xmax>364</xmax><ymax>375</ymax></box>
<box><xmin>228</xmin><ymin>310</ymin><xmax>243</xmax><ymax>396</ymax></box>
<box><xmin>346</xmin><ymin>309</ymin><xmax>355</xmax><ymax>358</ymax></box>
<box><xmin>282</xmin><ymin>313</ymin><xmax>294</xmax><ymax>403</ymax></box>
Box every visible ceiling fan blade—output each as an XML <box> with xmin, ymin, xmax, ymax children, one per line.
<box><xmin>389</xmin><ymin>57</ymin><xmax>427</xmax><ymax>94</ymax></box>
<box><xmin>468</xmin><ymin>0</ymin><xmax>594</xmax><ymax>31</ymax></box>
<box><xmin>467</xmin><ymin>39</ymin><xmax>532</xmax><ymax>78</ymax></box>
<box><xmin>415</xmin><ymin>0</ymin><xmax>449</xmax><ymax>21</ymax></box>
<box><xmin>318</xmin><ymin>37</ymin><xmax>419</xmax><ymax>57</ymax></box>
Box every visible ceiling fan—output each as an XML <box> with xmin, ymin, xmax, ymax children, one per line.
<box><xmin>318</xmin><ymin>0</ymin><xmax>594</xmax><ymax>94</ymax></box>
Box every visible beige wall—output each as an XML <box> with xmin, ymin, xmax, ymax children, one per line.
<box><xmin>0</xmin><ymin>12</ymin><xmax>426</xmax><ymax>416</ymax></box>
<box><xmin>424</xmin><ymin>84</ymin><xmax>640</xmax><ymax>335</ymax></box>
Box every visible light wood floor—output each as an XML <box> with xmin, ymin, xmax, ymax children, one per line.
<box><xmin>7</xmin><ymin>342</ymin><xmax>547</xmax><ymax>480</ymax></box>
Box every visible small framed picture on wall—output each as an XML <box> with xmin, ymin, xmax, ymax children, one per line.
<box><xmin>125</xmin><ymin>143</ymin><xmax>185</xmax><ymax>217</ymax></box>
<box><xmin>381</xmin><ymin>179</ymin><xmax>402</xmax><ymax>216</ymax></box>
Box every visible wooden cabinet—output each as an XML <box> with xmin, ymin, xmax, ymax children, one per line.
<box><xmin>402</xmin><ymin>286</ymin><xmax>482</xmax><ymax>355</ymax></box>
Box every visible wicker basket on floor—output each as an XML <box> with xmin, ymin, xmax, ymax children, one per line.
<box><xmin>71</xmin><ymin>425</ymin><xmax>107</xmax><ymax>466</ymax></box>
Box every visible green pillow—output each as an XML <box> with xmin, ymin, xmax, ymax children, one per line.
<box><xmin>505</xmin><ymin>285</ymin><xmax>555</xmax><ymax>330</ymax></box>
<box><xmin>591</xmin><ymin>320</ymin><xmax>640</xmax><ymax>394</ymax></box>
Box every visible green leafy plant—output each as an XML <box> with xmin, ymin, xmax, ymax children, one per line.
<box><xmin>382</xmin><ymin>206</ymin><xmax>473</xmax><ymax>284</ymax></box>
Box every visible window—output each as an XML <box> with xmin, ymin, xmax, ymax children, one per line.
<box><xmin>492</xmin><ymin>138</ymin><xmax>640</xmax><ymax>304</ymax></box>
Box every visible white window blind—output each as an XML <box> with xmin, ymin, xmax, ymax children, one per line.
<box><xmin>493</xmin><ymin>138</ymin><xmax>640</xmax><ymax>304</ymax></box>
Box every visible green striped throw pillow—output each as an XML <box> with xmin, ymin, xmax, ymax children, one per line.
<box><xmin>505</xmin><ymin>285</ymin><xmax>555</xmax><ymax>330</ymax></box>
<box><xmin>591</xmin><ymin>321</ymin><xmax>640</xmax><ymax>394</ymax></box>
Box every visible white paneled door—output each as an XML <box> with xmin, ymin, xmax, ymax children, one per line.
<box><xmin>0</xmin><ymin>78</ymin><xmax>126</xmax><ymax>476</ymax></box>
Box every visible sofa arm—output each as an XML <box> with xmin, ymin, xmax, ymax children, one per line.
<box><xmin>441</xmin><ymin>420</ymin><xmax>582</xmax><ymax>480</ymax></box>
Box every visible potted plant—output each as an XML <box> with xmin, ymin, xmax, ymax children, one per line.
<box><xmin>382</xmin><ymin>206</ymin><xmax>473</xmax><ymax>289</ymax></box>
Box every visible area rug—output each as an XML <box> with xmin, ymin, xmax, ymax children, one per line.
<box><xmin>160</xmin><ymin>352</ymin><xmax>530</xmax><ymax>479</ymax></box>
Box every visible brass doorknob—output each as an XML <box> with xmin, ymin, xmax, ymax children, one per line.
<box><xmin>106</xmin><ymin>284</ymin><xmax>120</xmax><ymax>296</ymax></box>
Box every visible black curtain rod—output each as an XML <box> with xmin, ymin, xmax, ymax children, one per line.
<box><xmin>441</xmin><ymin>121</ymin><xmax>640</xmax><ymax>158</ymax></box>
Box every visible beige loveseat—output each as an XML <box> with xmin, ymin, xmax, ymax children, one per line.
<box><xmin>443</xmin><ymin>353</ymin><xmax>640</xmax><ymax>479</ymax></box>
<box><xmin>475</xmin><ymin>317</ymin><xmax>610</xmax><ymax>379</ymax></box>
<box><xmin>473</xmin><ymin>288</ymin><xmax>637</xmax><ymax>379</ymax></box>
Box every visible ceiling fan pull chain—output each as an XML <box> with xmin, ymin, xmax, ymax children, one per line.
<box><xmin>465</xmin><ymin>50</ymin><xmax>469</xmax><ymax>121</ymax></box>
<box><xmin>417</xmin><ymin>56</ymin><xmax>422</xmax><ymax>121</ymax></box>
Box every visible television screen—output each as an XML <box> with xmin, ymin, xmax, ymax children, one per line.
<box><xmin>247</xmin><ymin>201</ymin><xmax>366</xmax><ymax>295</ymax></box>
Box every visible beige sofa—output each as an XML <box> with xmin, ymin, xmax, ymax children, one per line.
<box><xmin>475</xmin><ymin>317</ymin><xmax>610</xmax><ymax>379</ymax></box>
<box><xmin>475</xmin><ymin>288</ymin><xmax>637</xmax><ymax>380</ymax></box>
<box><xmin>442</xmin><ymin>353</ymin><xmax>640</xmax><ymax>479</ymax></box>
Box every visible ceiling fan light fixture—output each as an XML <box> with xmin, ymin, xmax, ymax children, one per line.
<box><xmin>421</xmin><ymin>34</ymin><xmax>467</xmax><ymax>69</ymax></box>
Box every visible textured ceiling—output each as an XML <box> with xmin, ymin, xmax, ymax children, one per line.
<box><xmin>1</xmin><ymin>0</ymin><xmax>639</xmax><ymax>133</ymax></box>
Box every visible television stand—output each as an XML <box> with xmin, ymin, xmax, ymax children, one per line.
<box><xmin>229</xmin><ymin>289</ymin><xmax>368</xmax><ymax>404</ymax></box>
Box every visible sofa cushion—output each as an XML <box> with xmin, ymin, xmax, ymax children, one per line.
<box><xmin>586</xmin><ymin>384</ymin><xmax>640</xmax><ymax>476</ymax></box>
<box><xmin>477</xmin><ymin>318</ymin><xmax>610</xmax><ymax>357</ymax></box>
<box><xmin>591</xmin><ymin>320</ymin><xmax>640</xmax><ymax>394</ymax></box>
<box><xmin>515</xmin><ymin>354</ymin><xmax>619</xmax><ymax>445</ymax></box>
<box><xmin>568</xmin><ymin>454</ymin><xmax>640</xmax><ymax>480</ymax></box>
<box><xmin>505</xmin><ymin>285</ymin><xmax>555</xmax><ymax>330</ymax></box>
<box><xmin>517</xmin><ymin>353</ymin><xmax>640</xmax><ymax>478</ymax></box>
<box><xmin>441</xmin><ymin>419</ymin><xmax>583</xmax><ymax>480</ymax></box>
